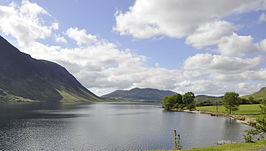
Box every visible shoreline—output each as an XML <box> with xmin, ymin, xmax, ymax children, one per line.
<box><xmin>180</xmin><ymin>109</ymin><xmax>256</xmax><ymax>125</ymax></box>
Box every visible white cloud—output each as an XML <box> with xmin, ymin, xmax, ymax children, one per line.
<box><xmin>114</xmin><ymin>0</ymin><xmax>266</xmax><ymax>39</ymax></box>
<box><xmin>21</xmin><ymin>35</ymin><xmax>182</xmax><ymax>93</ymax></box>
<box><xmin>55</xmin><ymin>35</ymin><xmax>67</xmax><ymax>43</ymax></box>
<box><xmin>242</xmin><ymin>69</ymin><xmax>266</xmax><ymax>81</ymax></box>
<box><xmin>217</xmin><ymin>33</ymin><xmax>266</xmax><ymax>56</ymax></box>
<box><xmin>184</xmin><ymin>53</ymin><xmax>261</xmax><ymax>73</ymax></box>
<box><xmin>175</xmin><ymin>80</ymin><xmax>229</xmax><ymax>95</ymax></box>
<box><xmin>175</xmin><ymin>80</ymin><xmax>266</xmax><ymax>96</ymax></box>
<box><xmin>1</xmin><ymin>1</ymin><xmax>183</xmax><ymax>95</ymax></box>
<box><xmin>258</xmin><ymin>39</ymin><xmax>266</xmax><ymax>51</ymax></box>
<box><xmin>0</xmin><ymin>0</ymin><xmax>57</xmax><ymax>46</ymax></box>
<box><xmin>182</xmin><ymin>52</ymin><xmax>266</xmax><ymax>87</ymax></box>
<box><xmin>66</xmin><ymin>27</ymin><xmax>97</xmax><ymax>46</ymax></box>
<box><xmin>186</xmin><ymin>21</ymin><xmax>235</xmax><ymax>49</ymax></box>
<box><xmin>258</xmin><ymin>13</ymin><xmax>266</xmax><ymax>23</ymax></box>
<box><xmin>1</xmin><ymin>0</ymin><xmax>266</xmax><ymax>96</ymax></box>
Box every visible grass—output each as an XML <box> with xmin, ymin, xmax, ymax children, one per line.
<box><xmin>153</xmin><ymin>139</ymin><xmax>266</xmax><ymax>151</ymax></box>
<box><xmin>57</xmin><ymin>90</ymin><xmax>92</xmax><ymax>104</ymax></box>
<box><xmin>197</xmin><ymin>104</ymin><xmax>261</xmax><ymax>117</ymax></box>
<box><xmin>0</xmin><ymin>93</ymin><xmax>40</xmax><ymax>104</ymax></box>
<box><xmin>242</xmin><ymin>87</ymin><xmax>266</xmax><ymax>100</ymax></box>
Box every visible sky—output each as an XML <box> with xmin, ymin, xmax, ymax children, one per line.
<box><xmin>0</xmin><ymin>0</ymin><xmax>266</xmax><ymax>96</ymax></box>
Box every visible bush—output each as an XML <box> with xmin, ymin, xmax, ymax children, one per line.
<box><xmin>243</xmin><ymin>134</ymin><xmax>254</xmax><ymax>143</ymax></box>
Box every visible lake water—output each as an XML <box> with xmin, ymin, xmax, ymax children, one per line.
<box><xmin>0</xmin><ymin>102</ymin><xmax>250</xmax><ymax>151</ymax></box>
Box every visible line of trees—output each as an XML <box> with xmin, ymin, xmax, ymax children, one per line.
<box><xmin>161</xmin><ymin>92</ymin><xmax>195</xmax><ymax>111</ymax></box>
<box><xmin>162</xmin><ymin>91</ymin><xmax>264</xmax><ymax>114</ymax></box>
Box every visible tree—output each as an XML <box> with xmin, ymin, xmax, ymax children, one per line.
<box><xmin>248</xmin><ymin>96</ymin><xmax>255</xmax><ymax>104</ymax></box>
<box><xmin>260</xmin><ymin>99</ymin><xmax>266</xmax><ymax>115</ymax></box>
<box><xmin>244</xmin><ymin>116</ymin><xmax>266</xmax><ymax>142</ymax></box>
<box><xmin>161</xmin><ymin>94</ymin><xmax>179</xmax><ymax>110</ymax></box>
<box><xmin>175</xmin><ymin>93</ymin><xmax>183</xmax><ymax>104</ymax></box>
<box><xmin>168</xmin><ymin>95</ymin><xmax>178</xmax><ymax>106</ymax></box>
<box><xmin>243</xmin><ymin>99</ymin><xmax>266</xmax><ymax>143</ymax></box>
<box><xmin>161</xmin><ymin>96</ymin><xmax>171</xmax><ymax>110</ymax></box>
<box><xmin>240</xmin><ymin>98</ymin><xmax>250</xmax><ymax>104</ymax></box>
<box><xmin>173</xmin><ymin>93</ymin><xmax>185</xmax><ymax>110</ymax></box>
<box><xmin>182</xmin><ymin>92</ymin><xmax>195</xmax><ymax>110</ymax></box>
<box><xmin>223</xmin><ymin>92</ymin><xmax>240</xmax><ymax>114</ymax></box>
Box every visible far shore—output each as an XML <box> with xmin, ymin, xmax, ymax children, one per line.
<box><xmin>167</xmin><ymin>107</ymin><xmax>257</xmax><ymax>125</ymax></box>
<box><xmin>183</xmin><ymin>109</ymin><xmax>255</xmax><ymax>125</ymax></box>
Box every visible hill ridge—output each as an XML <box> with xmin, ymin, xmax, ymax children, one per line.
<box><xmin>0</xmin><ymin>35</ymin><xmax>101</xmax><ymax>103</ymax></box>
<box><xmin>102</xmin><ymin>87</ymin><xmax>176</xmax><ymax>101</ymax></box>
<box><xmin>242</xmin><ymin>87</ymin><xmax>266</xmax><ymax>100</ymax></box>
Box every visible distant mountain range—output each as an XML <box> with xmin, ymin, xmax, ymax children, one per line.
<box><xmin>242</xmin><ymin>87</ymin><xmax>266</xmax><ymax>100</ymax></box>
<box><xmin>0</xmin><ymin>36</ymin><xmax>102</xmax><ymax>103</ymax></box>
<box><xmin>103</xmin><ymin>88</ymin><xmax>224</xmax><ymax>103</ymax></box>
<box><xmin>102</xmin><ymin>88</ymin><xmax>176</xmax><ymax>101</ymax></box>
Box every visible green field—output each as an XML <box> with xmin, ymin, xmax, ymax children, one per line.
<box><xmin>153</xmin><ymin>139</ymin><xmax>266</xmax><ymax>151</ymax></box>
<box><xmin>196</xmin><ymin>104</ymin><xmax>261</xmax><ymax>117</ymax></box>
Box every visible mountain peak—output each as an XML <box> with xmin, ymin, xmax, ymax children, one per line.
<box><xmin>103</xmin><ymin>88</ymin><xmax>176</xmax><ymax>101</ymax></box>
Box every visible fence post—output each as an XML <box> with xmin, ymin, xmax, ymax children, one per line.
<box><xmin>173</xmin><ymin>130</ymin><xmax>182</xmax><ymax>150</ymax></box>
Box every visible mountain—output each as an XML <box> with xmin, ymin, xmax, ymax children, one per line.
<box><xmin>0</xmin><ymin>36</ymin><xmax>102</xmax><ymax>103</ymax></box>
<box><xmin>194</xmin><ymin>95</ymin><xmax>223</xmax><ymax>106</ymax></box>
<box><xmin>102</xmin><ymin>88</ymin><xmax>176</xmax><ymax>101</ymax></box>
<box><xmin>195</xmin><ymin>95</ymin><xmax>222</xmax><ymax>102</ymax></box>
<box><xmin>242</xmin><ymin>87</ymin><xmax>266</xmax><ymax>100</ymax></box>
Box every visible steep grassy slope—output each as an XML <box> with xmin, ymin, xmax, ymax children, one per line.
<box><xmin>242</xmin><ymin>87</ymin><xmax>266</xmax><ymax>100</ymax></box>
<box><xmin>0</xmin><ymin>35</ymin><xmax>102</xmax><ymax>103</ymax></box>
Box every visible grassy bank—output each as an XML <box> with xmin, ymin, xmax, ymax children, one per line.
<box><xmin>153</xmin><ymin>139</ymin><xmax>266</xmax><ymax>151</ymax></box>
<box><xmin>197</xmin><ymin>104</ymin><xmax>261</xmax><ymax>118</ymax></box>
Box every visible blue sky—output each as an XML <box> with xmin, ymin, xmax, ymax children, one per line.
<box><xmin>0</xmin><ymin>0</ymin><xmax>195</xmax><ymax>69</ymax></box>
<box><xmin>0</xmin><ymin>0</ymin><xmax>266</xmax><ymax>96</ymax></box>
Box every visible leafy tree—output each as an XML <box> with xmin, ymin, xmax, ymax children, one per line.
<box><xmin>182</xmin><ymin>92</ymin><xmax>195</xmax><ymax>105</ymax></box>
<box><xmin>260</xmin><ymin>99</ymin><xmax>266</xmax><ymax>114</ymax></box>
<box><xmin>240</xmin><ymin>98</ymin><xmax>250</xmax><ymax>104</ymax></box>
<box><xmin>248</xmin><ymin>96</ymin><xmax>255</xmax><ymax>104</ymax></box>
<box><xmin>182</xmin><ymin>92</ymin><xmax>195</xmax><ymax>110</ymax></box>
<box><xmin>244</xmin><ymin>100</ymin><xmax>266</xmax><ymax>142</ymax></box>
<box><xmin>161</xmin><ymin>92</ymin><xmax>196</xmax><ymax>111</ymax></box>
<box><xmin>244</xmin><ymin>116</ymin><xmax>266</xmax><ymax>142</ymax></box>
<box><xmin>223</xmin><ymin>92</ymin><xmax>240</xmax><ymax>114</ymax></box>
<box><xmin>186</xmin><ymin>104</ymin><xmax>196</xmax><ymax>111</ymax></box>
<box><xmin>173</xmin><ymin>103</ymin><xmax>186</xmax><ymax>110</ymax></box>
<box><xmin>161</xmin><ymin>94</ymin><xmax>180</xmax><ymax>110</ymax></box>
<box><xmin>243</xmin><ymin>129</ymin><xmax>256</xmax><ymax>143</ymax></box>
<box><xmin>175</xmin><ymin>93</ymin><xmax>183</xmax><ymax>104</ymax></box>
<box><xmin>161</xmin><ymin>96</ymin><xmax>171</xmax><ymax>110</ymax></box>
<box><xmin>168</xmin><ymin>95</ymin><xmax>178</xmax><ymax>105</ymax></box>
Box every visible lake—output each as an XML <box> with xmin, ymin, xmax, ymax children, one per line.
<box><xmin>0</xmin><ymin>102</ymin><xmax>250</xmax><ymax>151</ymax></box>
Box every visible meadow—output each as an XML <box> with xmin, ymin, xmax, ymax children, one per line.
<box><xmin>197</xmin><ymin>104</ymin><xmax>261</xmax><ymax>117</ymax></box>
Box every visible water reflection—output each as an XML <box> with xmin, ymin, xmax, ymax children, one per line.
<box><xmin>0</xmin><ymin>102</ymin><xmax>250</xmax><ymax>151</ymax></box>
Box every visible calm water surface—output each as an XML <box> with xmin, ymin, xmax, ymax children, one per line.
<box><xmin>0</xmin><ymin>102</ymin><xmax>250</xmax><ymax>151</ymax></box>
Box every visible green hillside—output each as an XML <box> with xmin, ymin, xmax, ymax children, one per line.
<box><xmin>102</xmin><ymin>88</ymin><xmax>176</xmax><ymax>101</ymax></box>
<box><xmin>0</xmin><ymin>35</ymin><xmax>102</xmax><ymax>103</ymax></box>
<box><xmin>195</xmin><ymin>95</ymin><xmax>222</xmax><ymax>103</ymax></box>
<box><xmin>242</xmin><ymin>87</ymin><xmax>266</xmax><ymax>100</ymax></box>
